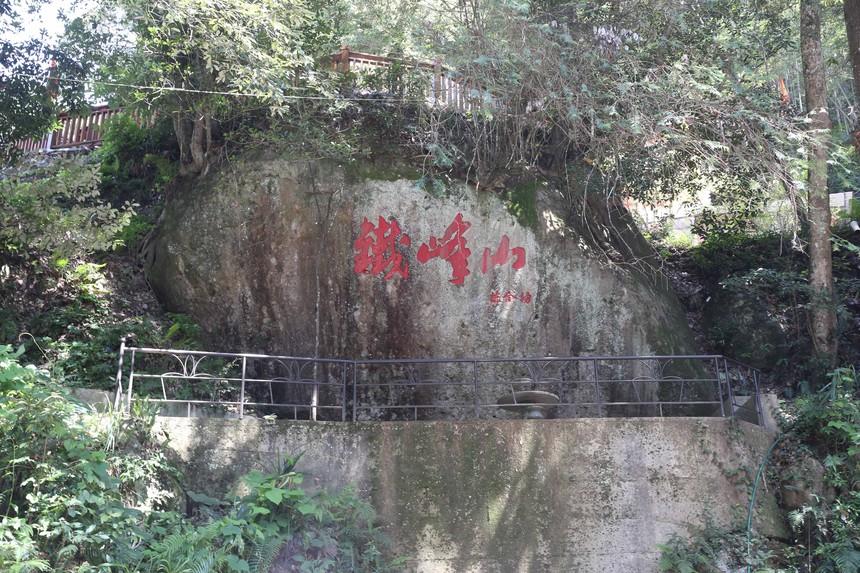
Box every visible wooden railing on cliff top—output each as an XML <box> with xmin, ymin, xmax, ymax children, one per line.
<box><xmin>16</xmin><ymin>104</ymin><xmax>124</xmax><ymax>152</ymax></box>
<box><xmin>330</xmin><ymin>46</ymin><xmax>479</xmax><ymax>112</ymax></box>
<box><xmin>17</xmin><ymin>49</ymin><xmax>476</xmax><ymax>152</ymax></box>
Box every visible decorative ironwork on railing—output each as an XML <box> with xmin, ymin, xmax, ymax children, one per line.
<box><xmin>113</xmin><ymin>340</ymin><xmax>763</xmax><ymax>425</ymax></box>
<box><xmin>330</xmin><ymin>46</ymin><xmax>480</xmax><ymax>112</ymax></box>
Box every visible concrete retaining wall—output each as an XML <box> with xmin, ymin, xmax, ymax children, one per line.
<box><xmin>155</xmin><ymin>417</ymin><xmax>786</xmax><ymax>573</ymax></box>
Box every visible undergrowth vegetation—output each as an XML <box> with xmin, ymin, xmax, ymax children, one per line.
<box><xmin>0</xmin><ymin>116</ymin><xmax>193</xmax><ymax>388</ymax></box>
<box><xmin>658</xmin><ymin>367</ymin><xmax>860</xmax><ymax>573</ymax></box>
<box><xmin>656</xmin><ymin>225</ymin><xmax>860</xmax><ymax>393</ymax></box>
<box><xmin>647</xmin><ymin>186</ymin><xmax>859</xmax><ymax>571</ymax></box>
<box><xmin>0</xmin><ymin>345</ymin><xmax>401</xmax><ymax>572</ymax></box>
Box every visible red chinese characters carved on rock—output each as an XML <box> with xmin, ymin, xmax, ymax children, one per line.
<box><xmin>490</xmin><ymin>291</ymin><xmax>533</xmax><ymax>304</ymax></box>
<box><xmin>353</xmin><ymin>212</ymin><xmax>528</xmax><ymax>286</ymax></box>
<box><xmin>353</xmin><ymin>216</ymin><xmax>411</xmax><ymax>280</ymax></box>
<box><xmin>416</xmin><ymin>213</ymin><xmax>472</xmax><ymax>286</ymax></box>
<box><xmin>480</xmin><ymin>235</ymin><xmax>525</xmax><ymax>274</ymax></box>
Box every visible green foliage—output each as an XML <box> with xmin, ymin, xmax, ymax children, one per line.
<box><xmin>656</xmin><ymin>519</ymin><xmax>774</xmax><ymax>573</ymax></box>
<box><xmin>792</xmin><ymin>367</ymin><xmax>860</xmax><ymax>467</ymax></box>
<box><xmin>404</xmin><ymin>0</ymin><xmax>802</xmax><ymax>208</ymax></box>
<box><xmin>74</xmin><ymin>0</ymin><xmax>335</xmax><ymax>174</ymax></box>
<box><xmin>0</xmin><ymin>349</ymin><xmax>402</xmax><ymax>572</ymax></box>
<box><xmin>690</xmin><ymin>178</ymin><xmax>769</xmax><ymax>239</ymax></box>
<box><xmin>0</xmin><ymin>158</ymin><xmax>135</xmax><ymax>260</ymax></box>
<box><xmin>345</xmin><ymin>61</ymin><xmax>428</xmax><ymax>100</ymax></box>
<box><xmin>783</xmin><ymin>368</ymin><xmax>860</xmax><ymax>572</ymax></box>
<box><xmin>837</xmin><ymin>199</ymin><xmax>860</xmax><ymax>225</ymax></box>
<box><xmin>114</xmin><ymin>213</ymin><xmax>156</xmax><ymax>254</ymax></box>
<box><xmin>688</xmin><ymin>233</ymin><xmax>794</xmax><ymax>281</ymax></box>
<box><xmin>1</xmin><ymin>253</ymin><xmax>203</xmax><ymax>389</ymax></box>
<box><xmin>671</xmin><ymin>231</ymin><xmax>860</xmax><ymax>390</ymax></box>
<box><xmin>162</xmin><ymin>312</ymin><xmax>203</xmax><ymax>349</ymax></box>
<box><xmin>0</xmin><ymin>345</ymin><xmax>182</xmax><ymax>571</ymax></box>
<box><xmin>0</xmin><ymin>0</ymin><xmax>89</xmax><ymax>160</ymax></box>
<box><xmin>828</xmin><ymin>143</ymin><xmax>860</xmax><ymax>196</ymax></box>
<box><xmin>43</xmin><ymin>310</ymin><xmax>206</xmax><ymax>390</ymax></box>
<box><xmin>657</xmin><ymin>531</ymin><xmax>722</xmax><ymax>573</ymax></box>
<box><xmin>97</xmin><ymin>113</ymin><xmax>178</xmax><ymax>204</ymax></box>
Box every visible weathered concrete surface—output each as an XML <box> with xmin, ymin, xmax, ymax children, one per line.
<box><xmin>149</xmin><ymin>153</ymin><xmax>695</xmax><ymax>363</ymax></box>
<box><xmin>156</xmin><ymin>417</ymin><xmax>787</xmax><ymax>573</ymax></box>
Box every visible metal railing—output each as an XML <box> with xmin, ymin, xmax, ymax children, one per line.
<box><xmin>113</xmin><ymin>340</ymin><xmax>763</xmax><ymax>425</ymax></box>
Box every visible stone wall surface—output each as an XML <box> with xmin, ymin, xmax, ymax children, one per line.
<box><xmin>156</xmin><ymin>416</ymin><xmax>787</xmax><ymax>573</ymax></box>
<box><xmin>148</xmin><ymin>153</ymin><xmax>695</xmax><ymax>363</ymax></box>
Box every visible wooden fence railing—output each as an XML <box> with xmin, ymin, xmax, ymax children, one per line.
<box><xmin>16</xmin><ymin>49</ymin><xmax>477</xmax><ymax>152</ymax></box>
<box><xmin>16</xmin><ymin>104</ymin><xmax>124</xmax><ymax>152</ymax></box>
<box><xmin>330</xmin><ymin>46</ymin><xmax>480</xmax><ymax>112</ymax></box>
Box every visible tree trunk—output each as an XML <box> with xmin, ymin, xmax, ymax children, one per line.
<box><xmin>844</xmin><ymin>0</ymin><xmax>860</xmax><ymax>156</ymax></box>
<box><xmin>801</xmin><ymin>0</ymin><xmax>838</xmax><ymax>365</ymax></box>
<box><xmin>173</xmin><ymin>110</ymin><xmax>208</xmax><ymax>176</ymax></box>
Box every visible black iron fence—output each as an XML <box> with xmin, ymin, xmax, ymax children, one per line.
<box><xmin>113</xmin><ymin>340</ymin><xmax>763</xmax><ymax>425</ymax></box>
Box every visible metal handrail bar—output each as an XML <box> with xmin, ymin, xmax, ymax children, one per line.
<box><xmin>131</xmin><ymin>373</ymin><xmax>343</xmax><ymax>385</ymax></box>
<box><xmin>123</xmin><ymin>345</ymin><xmax>759</xmax><ymax>365</ymax></box>
<box><xmin>124</xmin><ymin>346</ymin><xmax>356</xmax><ymax>363</ymax></box>
<box><xmin>351</xmin><ymin>354</ymin><xmax>758</xmax><ymax>365</ymax></box>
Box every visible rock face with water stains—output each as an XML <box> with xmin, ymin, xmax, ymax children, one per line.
<box><xmin>148</xmin><ymin>151</ymin><xmax>696</xmax><ymax>377</ymax></box>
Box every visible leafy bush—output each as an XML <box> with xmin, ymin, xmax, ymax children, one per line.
<box><xmin>782</xmin><ymin>367</ymin><xmax>860</xmax><ymax>572</ymax></box>
<box><xmin>0</xmin><ymin>158</ymin><xmax>134</xmax><ymax>260</ymax></box>
<box><xmin>672</xmin><ymin>230</ymin><xmax>860</xmax><ymax>391</ymax></box>
<box><xmin>688</xmin><ymin>232</ymin><xmax>795</xmax><ymax>281</ymax></box>
<box><xmin>0</xmin><ymin>347</ymin><xmax>402</xmax><ymax>572</ymax></box>
<box><xmin>97</xmin><ymin>114</ymin><xmax>178</xmax><ymax>204</ymax></box>
<box><xmin>0</xmin><ymin>344</ymin><xmax>181</xmax><ymax>571</ymax></box>
<box><xmin>658</xmin><ymin>367</ymin><xmax>860</xmax><ymax>573</ymax></box>
<box><xmin>656</xmin><ymin>519</ymin><xmax>774</xmax><ymax>573</ymax></box>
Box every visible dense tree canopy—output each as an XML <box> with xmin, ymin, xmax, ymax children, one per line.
<box><xmin>0</xmin><ymin>0</ymin><xmax>93</xmax><ymax>159</ymax></box>
<box><xmin>66</xmin><ymin>0</ymin><xmax>336</xmax><ymax>174</ymax></box>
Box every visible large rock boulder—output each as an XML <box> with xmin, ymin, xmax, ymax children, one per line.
<box><xmin>150</xmin><ymin>153</ymin><xmax>693</xmax><ymax>360</ymax></box>
<box><xmin>147</xmin><ymin>152</ymin><xmax>703</xmax><ymax>416</ymax></box>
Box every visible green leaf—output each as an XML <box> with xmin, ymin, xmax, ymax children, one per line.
<box><xmin>296</xmin><ymin>503</ymin><xmax>316</xmax><ymax>515</ymax></box>
<box><xmin>264</xmin><ymin>488</ymin><xmax>284</xmax><ymax>504</ymax></box>
<box><xmin>187</xmin><ymin>490</ymin><xmax>225</xmax><ymax>506</ymax></box>
<box><xmin>227</xmin><ymin>555</ymin><xmax>250</xmax><ymax>572</ymax></box>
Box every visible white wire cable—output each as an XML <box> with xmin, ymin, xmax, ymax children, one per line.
<box><xmin>7</xmin><ymin>71</ymin><xmax>434</xmax><ymax>103</ymax></box>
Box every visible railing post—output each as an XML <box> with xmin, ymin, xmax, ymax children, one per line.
<box><xmin>311</xmin><ymin>363</ymin><xmax>318</xmax><ymax>422</ymax></box>
<box><xmin>342</xmin><ymin>363</ymin><xmax>348</xmax><ymax>422</ymax></box>
<box><xmin>352</xmin><ymin>363</ymin><xmax>358</xmax><ymax>422</ymax></box>
<box><xmin>473</xmin><ymin>360</ymin><xmax>480</xmax><ymax>419</ymax></box>
<box><xmin>433</xmin><ymin>58</ymin><xmax>441</xmax><ymax>103</ymax></box>
<box><xmin>592</xmin><ymin>358</ymin><xmax>602</xmax><ymax>415</ymax></box>
<box><xmin>715</xmin><ymin>357</ymin><xmax>726</xmax><ymax>418</ymax></box>
<box><xmin>724</xmin><ymin>357</ymin><xmax>736</xmax><ymax>418</ymax></box>
<box><xmin>752</xmin><ymin>367</ymin><xmax>764</xmax><ymax>426</ymax></box>
<box><xmin>239</xmin><ymin>356</ymin><xmax>246</xmax><ymax>419</ymax></box>
<box><xmin>126</xmin><ymin>349</ymin><xmax>136</xmax><ymax>414</ymax></box>
<box><xmin>339</xmin><ymin>45</ymin><xmax>351</xmax><ymax>72</ymax></box>
<box><xmin>113</xmin><ymin>338</ymin><xmax>127</xmax><ymax>411</ymax></box>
